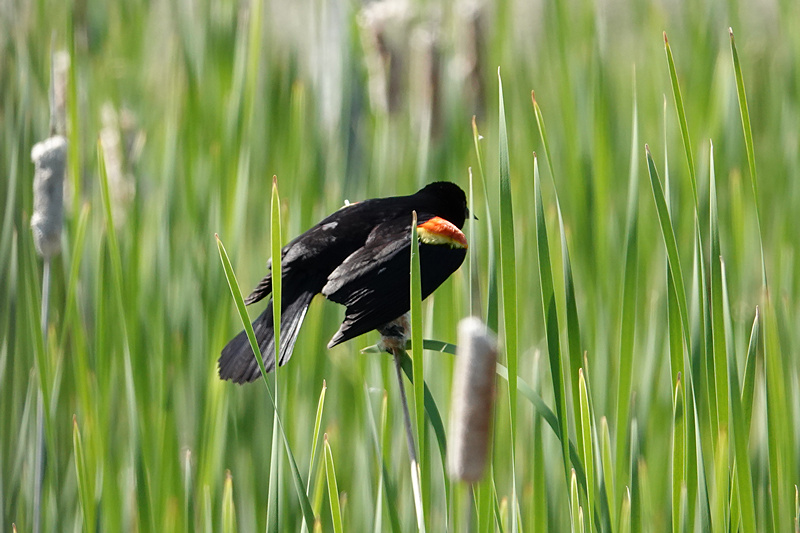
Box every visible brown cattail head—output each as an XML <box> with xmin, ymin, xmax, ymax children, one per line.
<box><xmin>100</xmin><ymin>103</ymin><xmax>137</xmax><ymax>226</ymax></box>
<box><xmin>30</xmin><ymin>136</ymin><xmax>68</xmax><ymax>258</ymax></box>
<box><xmin>358</xmin><ymin>0</ymin><xmax>410</xmax><ymax>115</ymax></box>
<box><xmin>458</xmin><ymin>1</ymin><xmax>486</xmax><ymax>119</ymax></box>
<box><xmin>448</xmin><ymin>316</ymin><xmax>497</xmax><ymax>483</ymax></box>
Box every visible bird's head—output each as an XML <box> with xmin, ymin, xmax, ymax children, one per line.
<box><xmin>418</xmin><ymin>181</ymin><xmax>469</xmax><ymax>229</ymax></box>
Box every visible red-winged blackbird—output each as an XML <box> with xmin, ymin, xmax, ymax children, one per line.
<box><xmin>219</xmin><ymin>181</ymin><xmax>469</xmax><ymax>384</ymax></box>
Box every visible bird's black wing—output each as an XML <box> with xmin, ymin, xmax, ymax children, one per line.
<box><xmin>243</xmin><ymin>199</ymin><xmax>398</xmax><ymax>306</ymax></box>
<box><xmin>322</xmin><ymin>214</ymin><xmax>466</xmax><ymax>347</ymax></box>
<box><xmin>244</xmin><ymin>265</ymin><xmax>272</xmax><ymax>305</ymax></box>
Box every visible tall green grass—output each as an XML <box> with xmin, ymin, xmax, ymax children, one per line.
<box><xmin>3</xmin><ymin>0</ymin><xmax>800</xmax><ymax>531</ymax></box>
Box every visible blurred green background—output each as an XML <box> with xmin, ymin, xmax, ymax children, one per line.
<box><xmin>2</xmin><ymin>0</ymin><xmax>799</xmax><ymax>530</ymax></box>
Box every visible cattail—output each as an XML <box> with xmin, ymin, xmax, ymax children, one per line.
<box><xmin>358</xmin><ymin>0</ymin><xmax>410</xmax><ymax>114</ymax></box>
<box><xmin>457</xmin><ymin>1</ymin><xmax>486</xmax><ymax>119</ymax></box>
<box><xmin>100</xmin><ymin>103</ymin><xmax>137</xmax><ymax>226</ymax></box>
<box><xmin>30</xmin><ymin>136</ymin><xmax>68</xmax><ymax>258</ymax></box>
<box><xmin>448</xmin><ymin>317</ymin><xmax>497</xmax><ymax>482</ymax></box>
<box><xmin>410</xmin><ymin>26</ymin><xmax>442</xmax><ymax>139</ymax></box>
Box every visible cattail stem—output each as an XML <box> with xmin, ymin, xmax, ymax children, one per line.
<box><xmin>34</xmin><ymin>397</ymin><xmax>44</xmax><ymax>533</ymax></box>
<box><xmin>32</xmin><ymin>45</ymin><xmax>68</xmax><ymax>533</ymax></box>
<box><xmin>33</xmin><ymin>259</ymin><xmax>51</xmax><ymax>533</ymax></box>
<box><xmin>392</xmin><ymin>348</ymin><xmax>418</xmax><ymax>463</ymax></box>
<box><xmin>391</xmin><ymin>348</ymin><xmax>426</xmax><ymax>531</ymax></box>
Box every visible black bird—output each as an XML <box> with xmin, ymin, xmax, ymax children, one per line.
<box><xmin>219</xmin><ymin>181</ymin><xmax>470</xmax><ymax>384</ymax></box>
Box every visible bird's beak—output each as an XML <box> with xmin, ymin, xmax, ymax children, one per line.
<box><xmin>467</xmin><ymin>208</ymin><xmax>478</xmax><ymax>221</ymax></box>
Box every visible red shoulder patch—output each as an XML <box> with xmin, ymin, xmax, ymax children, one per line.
<box><xmin>417</xmin><ymin>217</ymin><xmax>468</xmax><ymax>249</ymax></box>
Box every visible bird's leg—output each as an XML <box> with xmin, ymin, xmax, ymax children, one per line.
<box><xmin>377</xmin><ymin>312</ymin><xmax>411</xmax><ymax>353</ymax></box>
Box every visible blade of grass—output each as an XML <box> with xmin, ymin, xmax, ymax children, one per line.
<box><xmin>363</xmin><ymin>385</ymin><xmax>385</xmax><ymax>533</ymax></box>
<box><xmin>497</xmin><ymin>71</ymin><xmax>519</xmax><ymax>528</ymax></box>
<box><xmin>571</xmin><ymin>469</ymin><xmax>581</xmax><ymax>532</ymax></box>
<box><xmin>795</xmin><ymin>486</ymin><xmax>799</xmax><ymax>532</ymax></box>
<box><xmin>471</xmin><ymin>482</ymin><xmax>487</xmax><ymax>533</ymax></box>
<box><xmin>728</xmin><ymin>28</ymin><xmax>766</xmax><ymax>287</ymax></box>
<box><xmin>763</xmin><ymin>299</ymin><xmax>790</xmax><ymax>532</ymax></box>
<box><xmin>708</xmin><ymin>142</ymin><xmax>730</xmax><ymax>533</ymax></box>
<box><xmin>534</xmin><ymin>154</ymin><xmax>571</xmax><ymax>490</ymax></box>
<box><xmin>709</xmin><ymin>141</ymin><xmax>729</xmax><ymax>436</ymax></box>
<box><xmin>495</xmin><ymin>480</ymin><xmax>507</xmax><ymax>533</ymax></box>
<box><xmin>663</xmin><ymin>32</ymin><xmax>698</xmax><ymax>209</ymax></box>
<box><xmin>378</xmin><ymin>390</ymin><xmax>403</xmax><ymax>533</ymax></box>
<box><xmin>629</xmin><ymin>421</ymin><xmax>640</xmax><ymax>532</ymax></box>
<box><xmin>98</xmin><ymin>140</ymin><xmax>154</xmax><ymax>532</ymax></box>
<box><xmin>468</xmin><ymin>167</ymin><xmax>474</xmax><ymax>315</ymax></box>
<box><xmin>688</xmin><ymin>182</ymin><xmax>712</xmax><ymax>532</ymax></box>
<box><xmin>72</xmin><ymin>415</ymin><xmax>93</xmax><ymax>533</ymax></box>
<box><xmin>532</xmin><ymin>405</ymin><xmax>548</xmax><ymax>533</ymax></box>
<box><xmin>271</xmin><ymin>176</ymin><xmax>282</xmax><ymax>383</ymax></box>
<box><xmin>644</xmin><ymin>146</ymin><xmax>690</xmax><ymax>344</ymax></box>
<box><xmin>685</xmin><ymin>244</ymin><xmax>702</xmax><ymax>529</ymax></box>
<box><xmin>324</xmin><ymin>436</ymin><xmax>344</xmax><ymax>533</ymax></box>
<box><xmin>471</xmin><ymin>117</ymin><xmax>498</xmax><ymax>333</ymax></box>
<box><xmin>664</xmin><ymin>95</ymin><xmax>684</xmax><ymax>388</ymax></box>
<box><xmin>615</xmin><ymin>90</ymin><xmax>640</xmax><ymax>508</ymax></box>
<box><xmin>662</xmin><ymin>47</ymin><xmax>710</xmax><ymax>513</ymax></box>
<box><xmin>268</xmin><ymin>175</ymin><xmax>283</xmax><ymax>530</ymax></box>
<box><xmin>662</xmin><ymin>47</ymin><xmax>713</xmax><ymax>528</ymax></box>
<box><xmin>222</xmin><ymin>471</ymin><xmax>237</xmax><ymax>533</ymax></box>
<box><xmin>578</xmin><ymin>370</ymin><xmax>595</xmax><ymax>533</ymax></box>
<box><xmin>301</xmin><ymin>379</ymin><xmax>328</xmax><ymax>532</ymax></box>
<box><xmin>59</xmin><ymin>204</ymin><xmax>96</xmax><ymax>427</ymax></box>
<box><xmin>184</xmin><ymin>450</ymin><xmax>193</xmax><ymax>533</ymax></box>
<box><xmin>712</xmin><ymin>427</ymin><xmax>729</xmax><ymax>532</ymax></box>
<box><xmin>266</xmin><ymin>409</ymin><xmax>281</xmax><ymax>532</ymax></box>
<box><xmin>600</xmin><ymin>418</ymin><xmax>616</xmax><ymax>533</ymax></box>
<box><xmin>619</xmin><ymin>488</ymin><xmax>631</xmax><ymax>533</ymax></box>
<box><xmin>58</xmin><ymin>201</ymin><xmax>89</xmax><ymax>355</ymax></box>
<box><xmin>729</xmin><ymin>31</ymin><xmax>783</xmax><ymax>528</ymax></box>
<box><xmin>740</xmin><ymin>309</ymin><xmax>759</xmax><ymax>437</ymax></box>
<box><xmin>364</xmin><ymin>387</ymin><xmax>401</xmax><ymax>533</ymax></box>
<box><xmin>532</xmin><ymin>92</ymin><xmax>584</xmax><ymax>470</ymax></box>
<box><xmin>690</xmin><ymin>380</ymin><xmax>713</xmax><ymax>532</ymax></box>
<box><xmin>306</xmin><ymin>380</ymin><xmax>328</xmax><ymax>492</ymax></box>
<box><xmin>672</xmin><ymin>375</ymin><xmax>685</xmax><ymax>533</ymax></box>
<box><xmin>215</xmin><ymin>235</ymin><xmax>316</xmax><ymax>528</ymax></box>
<box><xmin>722</xmin><ymin>262</ymin><xmax>756</xmax><ymax>532</ymax></box>
<box><xmin>409</xmin><ymin>210</ymin><xmax>429</xmax><ymax>527</ymax></box>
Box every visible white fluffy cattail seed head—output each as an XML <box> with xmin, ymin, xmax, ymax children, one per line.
<box><xmin>30</xmin><ymin>136</ymin><xmax>68</xmax><ymax>258</ymax></box>
<box><xmin>448</xmin><ymin>317</ymin><xmax>497</xmax><ymax>483</ymax></box>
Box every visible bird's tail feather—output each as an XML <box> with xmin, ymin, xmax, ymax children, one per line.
<box><xmin>218</xmin><ymin>282</ymin><xmax>315</xmax><ymax>384</ymax></box>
